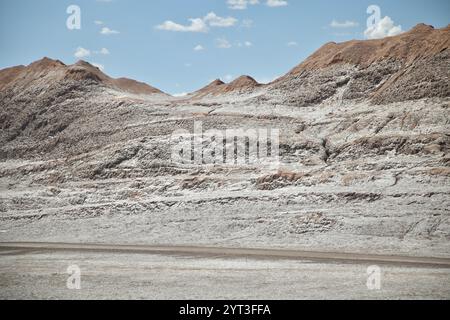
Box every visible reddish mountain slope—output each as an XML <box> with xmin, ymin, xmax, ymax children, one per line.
<box><xmin>0</xmin><ymin>58</ymin><xmax>165</xmax><ymax>95</ymax></box>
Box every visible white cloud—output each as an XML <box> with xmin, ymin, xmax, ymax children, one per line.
<box><xmin>238</xmin><ymin>41</ymin><xmax>253</xmax><ymax>47</ymax></box>
<box><xmin>227</xmin><ymin>0</ymin><xmax>287</xmax><ymax>9</ymax></box>
<box><xmin>287</xmin><ymin>41</ymin><xmax>298</xmax><ymax>47</ymax></box>
<box><xmin>204</xmin><ymin>12</ymin><xmax>237</xmax><ymax>27</ymax></box>
<box><xmin>194</xmin><ymin>45</ymin><xmax>205</xmax><ymax>51</ymax></box>
<box><xmin>173</xmin><ymin>92</ymin><xmax>188</xmax><ymax>97</ymax></box>
<box><xmin>227</xmin><ymin>0</ymin><xmax>259</xmax><ymax>10</ymax></box>
<box><xmin>95</xmin><ymin>48</ymin><xmax>110</xmax><ymax>55</ymax></box>
<box><xmin>216</xmin><ymin>38</ymin><xmax>232</xmax><ymax>49</ymax></box>
<box><xmin>224</xmin><ymin>74</ymin><xmax>234</xmax><ymax>82</ymax></box>
<box><xmin>364</xmin><ymin>16</ymin><xmax>402</xmax><ymax>39</ymax></box>
<box><xmin>74</xmin><ymin>47</ymin><xmax>91</xmax><ymax>59</ymax></box>
<box><xmin>77</xmin><ymin>47</ymin><xmax>110</xmax><ymax>58</ymax></box>
<box><xmin>156</xmin><ymin>12</ymin><xmax>237</xmax><ymax>33</ymax></box>
<box><xmin>94</xmin><ymin>20</ymin><xmax>104</xmax><ymax>25</ymax></box>
<box><xmin>266</xmin><ymin>0</ymin><xmax>288</xmax><ymax>7</ymax></box>
<box><xmin>91</xmin><ymin>63</ymin><xmax>105</xmax><ymax>71</ymax></box>
<box><xmin>100</xmin><ymin>27</ymin><xmax>120</xmax><ymax>35</ymax></box>
<box><xmin>156</xmin><ymin>18</ymin><xmax>208</xmax><ymax>33</ymax></box>
<box><xmin>330</xmin><ymin>20</ymin><xmax>359</xmax><ymax>28</ymax></box>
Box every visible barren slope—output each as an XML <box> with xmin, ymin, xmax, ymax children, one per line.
<box><xmin>0</xmin><ymin>24</ymin><xmax>449</xmax><ymax>259</ymax></box>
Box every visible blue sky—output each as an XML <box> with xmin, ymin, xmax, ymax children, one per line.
<box><xmin>0</xmin><ymin>0</ymin><xmax>449</xmax><ymax>95</ymax></box>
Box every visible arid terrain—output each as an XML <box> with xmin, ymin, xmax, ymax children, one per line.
<box><xmin>0</xmin><ymin>23</ymin><xmax>449</xmax><ymax>299</ymax></box>
<box><xmin>1</xmin><ymin>247</ymin><xmax>449</xmax><ymax>300</ymax></box>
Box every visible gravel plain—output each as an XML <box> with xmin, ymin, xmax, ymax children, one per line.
<box><xmin>1</xmin><ymin>249</ymin><xmax>449</xmax><ymax>300</ymax></box>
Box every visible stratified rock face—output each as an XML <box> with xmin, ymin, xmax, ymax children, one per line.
<box><xmin>0</xmin><ymin>58</ymin><xmax>167</xmax><ymax>160</ymax></box>
<box><xmin>264</xmin><ymin>24</ymin><xmax>450</xmax><ymax>106</ymax></box>
<box><xmin>187</xmin><ymin>24</ymin><xmax>449</xmax><ymax>106</ymax></box>
<box><xmin>0</xmin><ymin>24</ymin><xmax>449</xmax><ymax>258</ymax></box>
<box><xmin>0</xmin><ymin>66</ymin><xmax>26</xmax><ymax>91</ymax></box>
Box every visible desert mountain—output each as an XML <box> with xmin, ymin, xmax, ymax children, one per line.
<box><xmin>0</xmin><ymin>23</ymin><xmax>448</xmax><ymax>160</ymax></box>
<box><xmin>0</xmin><ymin>23</ymin><xmax>449</xmax><ymax>269</ymax></box>
<box><xmin>187</xmin><ymin>23</ymin><xmax>449</xmax><ymax>103</ymax></box>
<box><xmin>192</xmin><ymin>75</ymin><xmax>261</xmax><ymax>98</ymax></box>
<box><xmin>0</xmin><ymin>57</ymin><xmax>165</xmax><ymax>95</ymax></box>
<box><xmin>288</xmin><ymin>23</ymin><xmax>449</xmax><ymax>73</ymax></box>
<box><xmin>1</xmin><ymin>24</ymin><xmax>447</xmax><ymax>101</ymax></box>
<box><xmin>263</xmin><ymin>23</ymin><xmax>450</xmax><ymax>106</ymax></box>
<box><xmin>224</xmin><ymin>76</ymin><xmax>260</xmax><ymax>92</ymax></box>
<box><xmin>191</xmin><ymin>79</ymin><xmax>225</xmax><ymax>97</ymax></box>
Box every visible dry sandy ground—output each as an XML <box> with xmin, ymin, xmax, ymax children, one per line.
<box><xmin>0</xmin><ymin>248</ymin><xmax>449</xmax><ymax>300</ymax></box>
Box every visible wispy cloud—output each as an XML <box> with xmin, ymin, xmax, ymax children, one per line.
<box><xmin>224</xmin><ymin>74</ymin><xmax>234</xmax><ymax>82</ymax></box>
<box><xmin>228</xmin><ymin>0</ymin><xmax>287</xmax><ymax>9</ymax></box>
<box><xmin>266</xmin><ymin>0</ymin><xmax>288</xmax><ymax>7</ymax></box>
<box><xmin>156</xmin><ymin>12</ymin><xmax>237</xmax><ymax>33</ymax></box>
<box><xmin>216</xmin><ymin>38</ymin><xmax>232</xmax><ymax>49</ymax></box>
<box><xmin>94</xmin><ymin>48</ymin><xmax>110</xmax><ymax>55</ymax></box>
<box><xmin>287</xmin><ymin>41</ymin><xmax>298</xmax><ymax>47</ymax></box>
<box><xmin>74</xmin><ymin>47</ymin><xmax>90</xmax><ymax>58</ymax></box>
<box><xmin>204</xmin><ymin>12</ymin><xmax>237</xmax><ymax>27</ymax></box>
<box><xmin>156</xmin><ymin>19</ymin><xmax>207</xmax><ymax>33</ymax></box>
<box><xmin>76</xmin><ymin>47</ymin><xmax>110</xmax><ymax>59</ymax></box>
<box><xmin>100</xmin><ymin>27</ymin><xmax>120</xmax><ymax>35</ymax></box>
<box><xmin>194</xmin><ymin>45</ymin><xmax>205</xmax><ymax>51</ymax></box>
<box><xmin>237</xmin><ymin>41</ymin><xmax>253</xmax><ymax>47</ymax></box>
<box><xmin>227</xmin><ymin>0</ymin><xmax>259</xmax><ymax>10</ymax></box>
<box><xmin>330</xmin><ymin>20</ymin><xmax>359</xmax><ymax>28</ymax></box>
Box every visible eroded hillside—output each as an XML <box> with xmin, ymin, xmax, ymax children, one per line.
<box><xmin>0</xmin><ymin>24</ymin><xmax>449</xmax><ymax>257</ymax></box>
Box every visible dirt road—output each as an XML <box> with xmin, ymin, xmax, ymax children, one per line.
<box><xmin>1</xmin><ymin>242</ymin><xmax>449</xmax><ymax>268</ymax></box>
